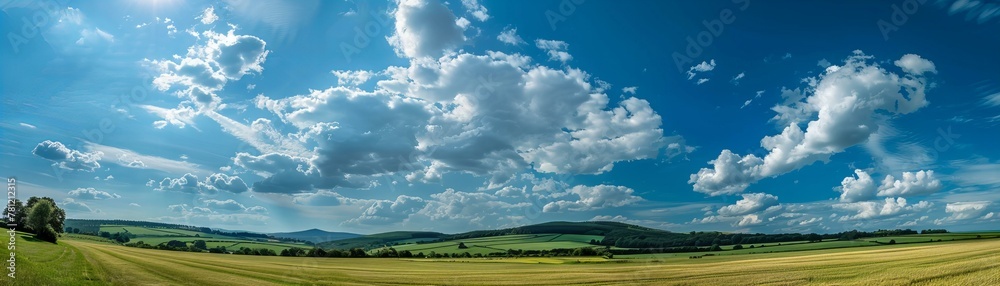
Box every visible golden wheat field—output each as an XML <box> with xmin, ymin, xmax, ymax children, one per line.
<box><xmin>3</xmin><ymin>235</ymin><xmax>985</xmax><ymax>285</ymax></box>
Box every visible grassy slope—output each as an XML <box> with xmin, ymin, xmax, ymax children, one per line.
<box><xmin>0</xmin><ymin>232</ymin><xmax>105</xmax><ymax>285</ymax></box>
<box><xmin>49</xmin><ymin>234</ymin><xmax>1000</xmax><ymax>285</ymax></box>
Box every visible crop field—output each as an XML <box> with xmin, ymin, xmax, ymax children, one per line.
<box><xmin>5</xmin><ymin>233</ymin><xmax>999</xmax><ymax>285</ymax></box>
<box><xmin>386</xmin><ymin>233</ymin><xmax>603</xmax><ymax>255</ymax></box>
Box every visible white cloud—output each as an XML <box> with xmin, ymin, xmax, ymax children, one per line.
<box><xmin>696</xmin><ymin>78</ymin><xmax>710</xmax><ymax>85</ymax></box>
<box><xmin>834</xmin><ymin>197</ymin><xmax>932</xmax><ymax>221</ymax></box>
<box><xmin>460</xmin><ymin>0</ymin><xmax>489</xmax><ymax>21</ymax></box>
<box><xmin>147</xmin><ymin>28</ymin><xmax>269</xmax><ymax>117</ymax></box>
<box><xmin>497</xmin><ymin>27</ymin><xmax>525</xmax><ymax>46</ymax></box>
<box><xmin>199</xmin><ymin>6</ymin><xmax>219</xmax><ymax>25</ymax></box>
<box><xmin>60</xmin><ymin>198</ymin><xmax>98</xmax><ymax>213</ymax></box>
<box><xmin>690</xmin><ymin>52</ymin><xmax>936</xmax><ymax>196</ymax></box>
<box><xmin>387</xmin><ymin>0</ymin><xmax>466</xmax><ymax>59</ymax></box>
<box><xmin>738</xmin><ymin>214</ymin><xmax>763</xmax><ymax>226</ymax></box>
<box><xmin>731</xmin><ymin>72</ymin><xmax>745</xmax><ymax>85</ymax></box>
<box><xmin>155</xmin><ymin>173</ymin><xmax>248</xmax><ymax>194</ymax></box>
<box><xmin>983</xmin><ymin>92</ymin><xmax>1000</xmax><ymax>108</ymax></box>
<box><xmin>542</xmin><ymin>185</ymin><xmax>643</xmax><ymax>212</ymax></box>
<box><xmin>331</xmin><ymin>70</ymin><xmax>375</xmax><ymax>86</ymax></box>
<box><xmin>876</xmin><ymin>170</ymin><xmax>942</xmax><ymax>197</ymax></box>
<box><xmin>686</xmin><ymin>59</ymin><xmax>715</xmax><ymax>80</ymax></box>
<box><xmin>19</xmin><ymin>123</ymin><xmax>36</xmax><ymax>129</ymax></box>
<box><xmin>68</xmin><ymin>187</ymin><xmax>120</xmax><ymax>200</ymax></box>
<box><xmin>936</xmin><ymin>201</ymin><xmax>992</xmax><ymax>224</ymax></box>
<box><xmin>894</xmin><ymin>54</ymin><xmax>937</xmax><ymax>75</ymax></box>
<box><xmin>345</xmin><ymin>195</ymin><xmax>427</xmax><ymax>225</ymax></box>
<box><xmin>837</xmin><ymin>169</ymin><xmax>877</xmax><ymax>203</ymax></box>
<box><xmin>622</xmin><ymin>86</ymin><xmax>637</xmax><ymax>94</ymax></box>
<box><xmin>203</xmin><ymin>199</ymin><xmax>246</xmax><ymax>211</ymax></box>
<box><xmin>293</xmin><ymin>190</ymin><xmax>347</xmax><ymax>206</ymax></box>
<box><xmin>741</xmin><ymin>90</ymin><xmax>765</xmax><ymax>109</ymax></box>
<box><xmin>32</xmin><ymin>140</ymin><xmax>103</xmax><ymax>172</ymax></box>
<box><xmin>534</xmin><ymin>39</ymin><xmax>572</xmax><ymax>63</ymax></box>
<box><xmin>717</xmin><ymin>193</ymin><xmax>779</xmax><ymax>216</ymax></box>
<box><xmin>84</xmin><ymin>142</ymin><xmax>208</xmax><ymax>175</ymax></box>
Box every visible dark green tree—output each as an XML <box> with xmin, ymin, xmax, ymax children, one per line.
<box><xmin>26</xmin><ymin>200</ymin><xmax>59</xmax><ymax>242</ymax></box>
<box><xmin>193</xmin><ymin>240</ymin><xmax>207</xmax><ymax>250</ymax></box>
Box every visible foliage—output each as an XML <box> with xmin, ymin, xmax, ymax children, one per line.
<box><xmin>26</xmin><ymin>199</ymin><xmax>60</xmax><ymax>243</ymax></box>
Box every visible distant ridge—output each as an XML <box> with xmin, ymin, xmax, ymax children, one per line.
<box><xmin>270</xmin><ymin>229</ymin><xmax>361</xmax><ymax>243</ymax></box>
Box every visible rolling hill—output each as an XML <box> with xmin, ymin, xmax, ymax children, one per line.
<box><xmin>316</xmin><ymin>231</ymin><xmax>447</xmax><ymax>250</ymax></box>
<box><xmin>315</xmin><ymin>221</ymin><xmax>674</xmax><ymax>251</ymax></box>
<box><xmin>269</xmin><ymin>229</ymin><xmax>360</xmax><ymax>243</ymax></box>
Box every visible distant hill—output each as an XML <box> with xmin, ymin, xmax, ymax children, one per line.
<box><xmin>316</xmin><ymin>231</ymin><xmax>447</xmax><ymax>250</ymax></box>
<box><xmin>270</xmin><ymin>229</ymin><xmax>360</xmax><ymax>243</ymax></box>
<box><xmin>316</xmin><ymin>221</ymin><xmax>670</xmax><ymax>250</ymax></box>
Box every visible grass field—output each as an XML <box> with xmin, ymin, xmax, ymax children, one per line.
<box><xmin>5</xmin><ymin>233</ymin><xmax>1000</xmax><ymax>285</ymax></box>
<box><xmin>386</xmin><ymin>233</ymin><xmax>603</xmax><ymax>255</ymax></box>
<box><xmin>91</xmin><ymin>225</ymin><xmax>311</xmax><ymax>252</ymax></box>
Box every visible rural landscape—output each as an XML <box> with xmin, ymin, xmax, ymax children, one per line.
<box><xmin>4</xmin><ymin>0</ymin><xmax>1000</xmax><ymax>285</ymax></box>
<box><xmin>5</xmin><ymin>201</ymin><xmax>1000</xmax><ymax>285</ymax></box>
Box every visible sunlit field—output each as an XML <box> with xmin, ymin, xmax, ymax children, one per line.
<box><xmin>5</xmin><ymin>233</ymin><xmax>998</xmax><ymax>285</ymax></box>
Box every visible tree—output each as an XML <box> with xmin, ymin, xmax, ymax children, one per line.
<box><xmin>165</xmin><ymin>240</ymin><xmax>187</xmax><ymax>249</ymax></box>
<box><xmin>26</xmin><ymin>200</ymin><xmax>59</xmax><ymax>242</ymax></box>
<box><xmin>888</xmin><ymin>239</ymin><xmax>896</xmax><ymax>245</ymax></box>
<box><xmin>193</xmin><ymin>240</ymin><xmax>207</xmax><ymax>250</ymax></box>
<box><xmin>732</xmin><ymin>244</ymin><xmax>744</xmax><ymax>250</ymax></box>
<box><xmin>457</xmin><ymin>242</ymin><xmax>468</xmax><ymax>249</ymax></box>
<box><xmin>710</xmin><ymin>244</ymin><xmax>721</xmax><ymax>251</ymax></box>
<box><xmin>25</xmin><ymin>197</ymin><xmax>65</xmax><ymax>234</ymax></box>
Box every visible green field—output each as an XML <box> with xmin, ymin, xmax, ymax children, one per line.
<box><xmin>5</xmin><ymin>233</ymin><xmax>1000</xmax><ymax>285</ymax></box>
<box><xmin>91</xmin><ymin>225</ymin><xmax>312</xmax><ymax>252</ymax></box>
<box><xmin>385</xmin><ymin>233</ymin><xmax>603</xmax><ymax>255</ymax></box>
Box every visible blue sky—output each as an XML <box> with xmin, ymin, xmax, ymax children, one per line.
<box><xmin>2</xmin><ymin>0</ymin><xmax>1000</xmax><ymax>234</ymax></box>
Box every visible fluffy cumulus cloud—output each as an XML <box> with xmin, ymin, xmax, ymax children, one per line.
<box><xmin>213</xmin><ymin>0</ymin><xmax>683</xmax><ymax>208</ymax></box>
<box><xmin>331</xmin><ymin>70</ymin><xmax>374</xmax><ymax>86</ymax></box>
<box><xmin>535</xmin><ymin>39</ymin><xmax>572</xmax><ymax>63</ymax></box>
<box><xmin>894</xmin><ymin>54</ymin><xmax>937</xmax><ymax>75</ymax></box>
<box><xmin>836</xmin><ymin>169</ymin><xmax>940</xmax><ymax>202</ymax></box>
<box><xmin>876</xmin><ymin>170</ymin><xmax>942</xmax><ymax>197</ymax></box>
<box><xmin>691</xmin><ymin>51</ymin><xmax>936</xmax><ymax>196</ymax></box>
<box><xmin>542</xmin><ymin>185</ymin><xmax>643</xmax><ymax>212</ymax></box>
<box><xmin>199</xmin><ymin>6</ymin><xmax>218</xmax><ymax>25</ymax></box>
<box><xmin>68</xmin><ymin>187</ymin><xmax>120</xmax><ymax>200</ymax></box>
<box><xmin>388</xmin><ymin>0</ymin><xmax>466</xmax><ymax>59</ymax></box>
<box><xmin>32</xmin><ymin>140</ymin><xmax>103</xmax><ymax>172</ymax></box>
<box><xmin>154</xmin><ymin>173</ymin><xmax>249</xmax><ymax>194</ymax></box>
<box><xmin>737</xmin><ymin>214</ymin><xmax>763</xmax><ymax>226</ymax></box>
<box><xmin>834</xmin><ymin>197</ymin><xmax>932</xmax><ymax>221</ymax></box>
<box><xmin>497</xmin><ymin>26</ymin><xmax>525</xmax><ymax>46</ymax></box>
<box><xmin>717</xmin><ymin>193</ymin><xmax>779</xmax><ymax>216</ymax></box>
<box><xmin>837</xmin><ymin>169</ymin><xmax>877</xmax><ymax>203</ymax></box>
<box><xmin>147</xmin><ymin>28</ymin><xmax>269</xmax><ymax>126</ymax></box>
<box><xmin>460</xmin><ymin>0</ymin><xmax>489</xmax><ymax>21</ymax></box>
